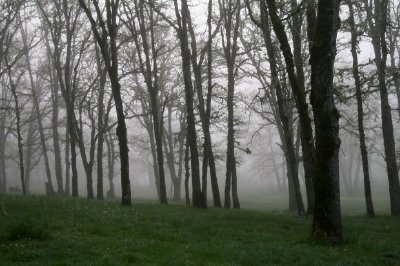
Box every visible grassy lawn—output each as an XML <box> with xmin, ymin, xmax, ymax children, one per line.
<box><xmin>0</xmin><ymin>194</ymin><xmax>399</xmax><ymax>265</ymax></box>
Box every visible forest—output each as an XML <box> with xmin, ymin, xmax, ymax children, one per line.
<box><xmin>1</xmin><ymin>0</ymin><xmax>400</xmax><ymax>259</ymax></box>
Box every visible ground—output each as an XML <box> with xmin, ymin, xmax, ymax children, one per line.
<box><xmin>0</xmin><ymin>194</ymin><xmax>399</xmax><ymax>265</ymax></box>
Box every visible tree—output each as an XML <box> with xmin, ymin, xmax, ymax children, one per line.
<box><xmin>37</xmin><ymin>0</ymin><xmax>81</xmax><ymax>197</ymax></box>
<box><xmin>308</xmin><ymin>0</ymin><xmax>342</xmax><ymax>243</ymax></box>
<box><xmin>20</xmin><ymin>19</ymin><xmax>55</xmax><ymax>195</ymax></box>
<box><xmin>165</xmin><ymin>0</ymin><xmax>207</xmax><ymax>208</ymax></box>
<box><xmin>363</xmin><ymin>0</ymin><xmax>400</xmax><ymax>215</ymax></box>
<box><xmin>121</xmin><ymin>0</ymin><xmax>168</xmax><ymax>204</ymax></box>
<box><xmin>6</xmin><ymin>53</ymin><xmax>25</xmax><ymax>195</ymax></box>
<box><xmin>347</xmin><ymin>0</ymin><xmax>375</xmax><ymax>217</ymax></box>
<box><xmin>246</xmin><ymin>2</ymin><xmax>305</xmax><ymax>215</ymax></box>
<box><xmin>261</xmin><ymin>0</ymin><xmax>315</xmax><ymax>214</ymax></box>
<box><xmin>220</xmin><ymin>0</ymin><xmax>241</xmax><ymax>209</ymax></box>
<box><xmin>79</xmin><ymin>0</ymin><xmax>132</xmax><ymax>205</ymax></box>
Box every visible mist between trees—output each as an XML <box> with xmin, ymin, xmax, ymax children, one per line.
<box><xmin>1</xmin><ymin>0</ymin><xmax>400</xmax><ymax>243</ymax></box>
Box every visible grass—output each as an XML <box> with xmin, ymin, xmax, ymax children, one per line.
<box><xmin>0</xmin><ymin>194</ymin><xmax>399</xmax><ymax>265</ymax></box>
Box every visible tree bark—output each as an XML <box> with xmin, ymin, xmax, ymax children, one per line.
<box><xmin>7</xmin><ymin>64</ymin><xmax>25</xmax><ymax>195</ymax></box>
<box><xmin>95</xmin><ymin>44</ymin><xmax>106</xmax><ymax>200</ymax></box>
<box><xmin>259</xmin><ymin>5</ymin><xmax>305</xmax><ymax>216</ymax></box>
<box><xmin>172</xmin><ymin>0</ymin><xmax>206</xmax><ymax>208</ymax></box>
<box><xmin>79</xmin><ymin>0</ymin><xmax>132</xmax><ymax>205</ymax></box>
<box><xmin>65</xmin><ymin>126</ymin><xmax>70</xmax><ymax>196</ymax></box>
<box><xmin>365</xmin><ymin>0</ymin><xmax>400</xmax><ymax>215</ymax></box>
<box><xmin>309</xmin><ymin>0</ymin><xmax>342</xmax><ymax>243</ymax></box>
<box><xmin>348</xmin><ymin>1</ymin><xmax>375</xmax><ymax>217</ymax></box>
<box><xmin>21</xmin><ymin>26</ymin><xmax>55</xmax><ymax>195</ymax></box>
<box><xmin>264</xmin><ymin>0</ymin><xmax>315</xmax><ymax>214</ymax></box>
<box><xmin>184</xmin><ymin>135</ymin><xmax>191</xmax><ymax>205</ymax></box>
<box><xmin>222</xmin><ymin>0</ymin><xmax>241</xmax><ymax>209</ymax></box>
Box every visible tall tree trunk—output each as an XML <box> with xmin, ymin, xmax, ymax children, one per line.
<box><xmin>172</xmin><ymin>0</ymin><xmax>206</xmax><ymax>208</ymax></box>
<box><xmin>264</xmin><ymin>0</ymin><xmax>315</xmax><ymax>214</ymax></box>
<box><xmin>163</xmin><ymin>103</ymin><xmax>181</xmax><ymax>201</ymax></box>
<box><xmin>363</xmin><ymin>0</ymin><xmax>400</xmax><ymax>215</ymax></box>
<box><xmin>8</xmin><ymin>65</ymin><xmax>25</xmax><ymax>195</ymax></box>
<box><xmin>95</xmin><ymin>44</ymin><xmax>106</xmax><ymax>200</ymax></box>
<box><xmin>105</xmin><ymin>133</ymin><xmax>115</xmax><ymax>198</ymax></box>
<box><xmin>184</xmin><ymin>0</ymin><xmax>221</xmax><ymax>207</ymax></box>
<box><xmin>79</xmin><ymin>0</ymin><xmax>132</xmax><ymax>206</ymax></box>
<box><xmin>222</xmin><ymin>0</ymin><xmax>241</xmax><ymax>209</ymax></box>
<box><xmin>206</xmin><ymin>0</ymin><xmax>221</xmax><ymax>208</ymax></box>
<box><xmin>65</xmin><ymin>126</ymin><xmax>70</xmax><ymax>196</ymax></box>
<box><xmin>184</xmin><ymin>135</ymin><xmax>191</xmax><ymax>205</ymax></box>
<box><xmin>69</xmin><ymin>118</ymin><xmax>78</xmax><ymax>197</ymax></box>
<box><xmin>0</xmin><ymin>109</ymin><xmax>6</xmax><ymax>193</ymax></box>
<box><xmin>23</xmin><ymin>111</ymin><xmax>35</xmax><ymax>194</ymax></box>
<box><xmin>309</xmin><ymin>0</ymin><xmax>342</xmax><ymax>243</ymax></box>
<box><xmin>348</xmin><ymin>2</ymin><xmax>375</xmax><ymax>217</ymax></box>
<box><xmin>21</xmin><ymin>26</ymin><xmax>55</xmax><ymax>195</ymax></box>
<box><xmin>259</xmin><ymin>6</ymin><xmax>305</xmax><ymax>216</ymax></box>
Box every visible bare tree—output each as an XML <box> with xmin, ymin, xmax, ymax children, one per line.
<box><xmin>78</xmin><ymin>0</ymin><xmax>132</xmax><ymax>205</ymax></box>
<box><xmin>121</xmin><ymin>0</ymin><xmax>168</xmax><ymax>204</ymax></box>
<box><xmin>363</xmin><ymin>0</ymin><xmax>400</xmax><ymax>215</ymax></box>
<box><xmin>347</xmin><ymin>0</ymin><xmax>375</xmax><ymax>217</ymax></box>
<box><xmin>220</xmin><ymin>0</ymin><xmax>241</xmax><ymax>209</ymax></box>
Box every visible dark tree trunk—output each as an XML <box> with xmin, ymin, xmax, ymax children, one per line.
<box><xmin>264</xmin><ymin>0</ymin><xmax>315</xmax><ymax>214</ymax></box>
<box><xmin>128</xmin><ymin>0</ymin><xmax>167</xmax><ymax>204</ymax></box>
<box><xmin>184</xmin><ymin>135</ymin><xmax>191</xmax><ymax>205</ymax></box>
<box><xmin>21</xmin><ymin>26</ymin><xmax>55</xmax><ymax>195</ymax></box>
<box><xmin>309</xmin><ymin>0</ymin><xmax>342</xmax><ymax>243</ymax></box>
<box><xmin>24</xmin><ymin>112</ymin><xmax>35</xmax><ymax>194</ymax></box>
<box><xmin>348</xmin><ymin>2</ymin><xmax>375</xmax><ymax>217</ymax></box>
<box><xmin>105</xmin><ymin>133</ymin><xmax>116</xmax><ymax>198</ymax></box>
<box><xmin>0</xmin><ymin>109</ymin><xmax>6</xmax><ymax>193</ymax></box>
<box><xmin>184</xmin><ymin>0</ymin><xmax>221</xmax><ymax>207</ymax></box>
<box><xmin>65</xmin><ymin>126</ymin><xmax>70</xmax><ymax>196</ymax></box>
<box><xmin>222</xmin><ymin>0</ymin><xmax>241</xmax><ymax>209</ymax></box>
<box><xmin>172</xmin><ymin>0</ymin><xmax>206</xmax><ymax>208</ymax></box>
<box><xmin>258</xmin><ymin>5</ymin><xmax>305</xmax><ymax>216</ymax></box>
<box><xmin>163</xmin><ymin>103</ymin><xmax>181</xmax><ymax>201</ymax></box>
<box><xmin>95</xmin><ymin>44</ymin><xmax>106</xmax><ymax>200</ymax></box>
<box><xmin>365</xmin><ymin>0</ymin><xmax>400</xmax><ymax>215</ymax></box>
<box><xmin>8</xmin><ymin>66</ymin><xmax>25</xmax><ymax>195</ymax></box>
<box><xmin>79</xmin><ymin>0</ymin><xmax>132</xmax><ymax>205</ymax></box>
<box><xmin>40</xmin><ymin>8</ymin><xmax>64</xmax><ymax>194</ymax></box>
<box><xmin>69</xmin><ymin>117</ymin><xmax>78</xmax><ymax>197</ymax></box>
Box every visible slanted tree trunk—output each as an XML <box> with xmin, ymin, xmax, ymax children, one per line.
<box><xmin>184</xmin><ymin>0</ymin><xmax>221</xmax><ymax>207</ymax></box>
<box><xmin>0</xmin><ymin>107</ymin><xmax>6</xmax><ymax>193</ymax></box>
<box><xmin>221</xmin><ymin>0</ymin><xmax>241</xmax><ymax>209</ymax></box>
<box><xmin>95</xmin><ymin>44</ymin><xmax>106</xmax><ymax>200</ymax></box>
<box><xmin>79</xmin><ymin>0</ymin><xmax>132</xmax><ymax>205</ymax></box>
<box><xmin>348</xmin><ymin>1</ymin><xmax>375</xmax><ymax>217</ymax></box>
<box><xmin>21</xmin><ymin>25</ymin><xmax>55</xmax><ymax>195</ymax></box>
<box><xmin>105</xmin><ymin>132</ymin><xmax>116</xmax><ymax>198</ymax></box>
<box><xmin>308</xmin><ymin>0</ymin><xmax>342</xmax><ymax>243</ymax></box>
<box><xmin>262</xmin><ymin>0</ymin><xmax>316</xmax><ymax>214</ymax></box>
<box><xmin>7</xmin><ymin>63</ymin><xmax>25</xmax><ymax>195</ymax></box>
<box><xmin>23</xmin><ymin>111</ymin><xmax>35</xmax><ymax>193</ymax></box>
<box><xmin>364</xmin><ymin>0</ymin><xmax>400</xmax><ymax>215</ymax></box>
<box><xmin>125</xmin><ymin>0</ymin><xmax>168</xmax><ymax>204</ymax></box>
<box><xmin>171</xmin><ymin>0</ymin><xmax>206</xmax><ymax>208</ymax></box>
<box><xmin>163</xmin><ymin>102</ymin><xmax>181</xmax><ymax>201</ymax></box>
<box><xmin>184</xmin><ymin>135</ymin><xmax>191</xmax><ymax>205</ymax></box>
<box><xmin>44</xmin><ymin>28</ymin><xmax>63</xmax><ymax>194</ymax></box>
<box><xmin>65</xmin><ymin>126</ymin><xmax>70</xmax><ymax>196</ymax></box>
<box><xmin>256</xmin><ymin>5</ymin><xmax>305</xmax><ymax>216</ymax></box>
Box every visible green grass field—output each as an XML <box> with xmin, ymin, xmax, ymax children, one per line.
<box><xmin>0</xmin><ymin>194</ymin><xmax>399</xmax><ymax>265</ymax></box>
